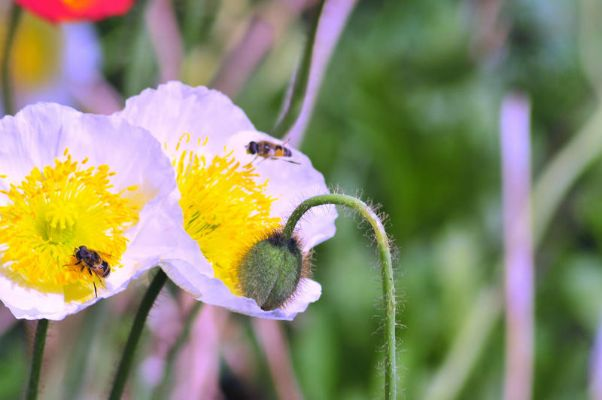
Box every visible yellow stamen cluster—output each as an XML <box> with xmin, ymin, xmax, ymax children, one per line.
<box><xmin>0</xmin><ymin>151</ymin><xmax>139</xmax><ymax>301</ymax></box>
<box><xmin>176</xmin><ymin>144</ymin><xmax>281</xmax><ymax>295</ymax></box>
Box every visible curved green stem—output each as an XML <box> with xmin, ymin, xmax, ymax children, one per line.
<box><xmin>153</xmin><ymin>301</ymin><xmax>202</xmax><ymax>400</ymax></box>
<box><xmin>283</xmin><ymin>193</ymin><xmax>397</xmax><ymax>400</ymax></box>
<box><xmin>26</xmin><ymin>319</ymin><xmax>49</xmax><ymax>400</ymax></box>
<box><xmin>1</xmin><ymin>4</ymin><xmax>23</xmax><ymax>116</ymax></box>
<box><xmin>271</xmin><ymin>0</ymin><xmax>324</xmax><ymax>138</ymax></box>
<box><xmin>108</xmin><ymin>270</ymin><xmax>167</xmax><ymax>400</ymax></box>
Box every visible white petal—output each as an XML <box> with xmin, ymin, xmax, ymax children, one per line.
<box><xmin>157</xmin><ymin>128</ymin><xmax>335</xmax><ymax>320</ymax></box>
<box><xmin>117</xmin><ymin>83</ymin><xmax>336</xmax><ymax>320</ymax></box>
<box><xmin>0</xmin><ymin>103</ymin><xmax>175</xmax><ymax>202</ymax></box>
<box><xmin>0</xmin><ymin>274</ymin><xmax>93</xmax><ymax>320</ymax></box>
<box><xmin>160</xmin><ymin>259</ymin><xmax>321</xmax><ymax>321</ymax></box>
<box><xmin>226</xmin><ymin>130</ymin><xmax>337</xmax><ymax>251</ymax></box>
<box><xmin>0</xmin><ymin>103</ymin><xmax>186</xmax><ymax>320</ymax></box>
<box><xmin>115</xmin><ymin>81</ymin><xmax>255</xmax><ymax>158</ymax></box>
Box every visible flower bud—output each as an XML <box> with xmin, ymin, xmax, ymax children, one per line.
<box><xmin>238</xmin><ymin>231</ymin><xmax>306</xmax><ymax>311</ymax></box>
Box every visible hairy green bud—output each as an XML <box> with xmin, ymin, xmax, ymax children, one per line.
<box><xmin>238</xmin><ymin>231</ymin><xmax>306</xmax><ymax>311</ymax></box>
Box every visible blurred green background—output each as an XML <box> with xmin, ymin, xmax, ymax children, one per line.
<box><xmin>2</xmin><ymin>0</ymin><xmax>602</xmax><ymax>399</ymax></box>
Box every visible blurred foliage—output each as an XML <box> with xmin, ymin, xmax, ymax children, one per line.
<box><xmin>2</xmin><ymin>0</ymin><xmax>602</xmax><ymax>399</ymax></box>
<box><xmin>0</xmin><ymin>324</ymin><xmax>26</xmax><ymax>400</ymax></box>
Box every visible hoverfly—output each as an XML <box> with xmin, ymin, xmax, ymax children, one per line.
<box><xmin>72</xmin><ymin>245</ymin><xmax>110</xmax><ymax>298</ymax></box>
<box><xmin>246</xmin><ymin>140</ymin><xmax>300</xmax><ymax>165</ymax></box>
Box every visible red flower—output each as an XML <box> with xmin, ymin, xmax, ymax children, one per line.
<box><xmin>15</xmin><ymin>0</ymin><xmax>134</xmax><ymax>22</ymax></box>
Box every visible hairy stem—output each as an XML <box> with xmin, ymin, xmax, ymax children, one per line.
<box><xmin>108</xmin><ymin>270</ymin><xmax>167</xmax><ymax>400</ymax></box>
<box><xmin>283</xmin><ymin>193</ymin><xmax>397</xmax><ymax>399</ymax></box>
<box><xmin>26</xmin><ymin>319</ymin><xmax>49</xmax><ymax>400</ymax></box>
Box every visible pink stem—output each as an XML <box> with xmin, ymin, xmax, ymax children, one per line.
<box><xmin>0</xmin><ymin>305</ymin><xmax>16</xmax><ymax>337</ymax></box>
<box><xmin>500</xmin><ymin>92</ymin><xmax>534</xmax><ymax>400</ymax></box>
<box><xmin>591</xmin><ymin>323</ymin><xmax>602</xmax><ymax>400</ymax></box>
<box><xmin>253</xmin><ymin>319</ymin><xmax>303</xmax><ymax>400</ymax></box>
<box><xmin>211</xmin><ymin>0</ymin><xmax>313</xmax><ymax>97</ymax></box>
<box><xmin>70</xmin><ymin>77</ymin><xmax>123</xmax><ymax>114</ymax></box>
<box><xmin>285</xmin><ymin>0</ymin><xmax>358</xmax><ymax>147</ymax></box>
<box><xmin>172</xmin><ymin>305</ymin><xmax>228</xmax><ymax>399</ymax></box>
<box><xmin>146</xmin><ymin>0</ymin><xmax>184</xmax><ymax>82</ymax></box>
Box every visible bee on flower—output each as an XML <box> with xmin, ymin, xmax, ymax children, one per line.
<box><xmin>246</xmin><ymin>140</ymin><xmax>300</xmax><ymax>164</ymax></box>
<box><xmin>0</xmin><ymin>103</ymin><xmax>190</xmax><ymax>320</ymax></box>
<box><xmin>117</xmin><ymin>81</ymin><xmax>337</xmax><ymax>320</ymax></box>
<box><xmin>69</xmin><ymin>245</ymin><xmax>111</xmax><ymax>297</ymax></box>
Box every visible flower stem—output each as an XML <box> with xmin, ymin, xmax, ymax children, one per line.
<box><xmin>271</xmin><ymin>0</ymin><xmax>324</xmax><ymax>138</ymax></box>
<box><xmin>283</xmin><ymin>0</ymin><xmax>358</xmax><ymax>147</ymax></box>
<box><xmin>283</xmin><ymin>193</ymin><xmax>397</xmax><ymax>400</ymax></box>
<box><xmin>26</xmin><ymin>319</ymin><xmax>49</xmax><ymax>400</ymax></box>
<box><xmin>153</xmin><ymin>301</ymin><xmax>202</xmax><ymax>400</ymax></box>
<box><xmin>1</xmin><ymin>4</ymin><xmax>22</xmax><ymax>116</ymax></box>
<box><xmin>108</xmin><ymin>269</ymin><xmax>167</xmax><ymax>400</ymax></box>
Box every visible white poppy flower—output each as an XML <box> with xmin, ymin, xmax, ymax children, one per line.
<box><xmin>0</xmin><ymin>103</ymin><xmax>189</xmax><ymax>320</ymax></box>
<box><xmin>116</xmin><ymin>81</ymin><xmax>337</xmax><ymax>320</ymax></box>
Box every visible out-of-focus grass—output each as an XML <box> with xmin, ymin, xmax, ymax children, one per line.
<box><xmin>0</xmin><ymin>324</ymin><xmax>26</xmax><ymax>400</ymax></box>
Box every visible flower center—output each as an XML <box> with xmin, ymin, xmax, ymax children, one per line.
<box><xmin>175</xmin><ymin>139</ymin><xmax>281</xmax><ymax>295</ymax></box>
<box><xmin>0</xmin><ymin>151</ymin><xmax>140</xmax><ymax>301</ymax></box>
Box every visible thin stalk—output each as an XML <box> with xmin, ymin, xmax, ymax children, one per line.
<box><xmin>64</xmin><ymin>303</ymin><xmax>107</xmax><ymax>400</ymax></box>
<box><xmin>108</xmin><ymin>270</ymin><xmax>167</xmax><ymax>400</ymax></box>
<box><xmin>26</xmin><ymin>319</ymin><xmax>49</xmax><ymax>400</ymax></box>
<box><xmin>282</xmin><ymin>193</ymin><xmax>397</xmax><ymax>400</ymax></box>
<box><xmin>426</xmin><ymin>103</ymin><xmax>602</xmax><ymax>400</ymax></box>
<box><xmin>123</xmin><ymin>0</ymin><xmax>153</xmax><ymax>97</ymax></box>
<box><xmin>253</xmin><ymin>319</ymin><xmax>303</xmax><ymax>400</ymax></box>
<box><xmin>153</xmin><ymin>301</ymin><xmax>202</xmax><ymax>400</ymax></box>
<box><xmin>590</xmin><ymin>321</ymin><xmax>602</xmax><ymax>400</ymax></box>
<box><xmin>501</xmin><ymin>93</ymin><xmax>533</xmax><ymax>400</ymax></box>
<box><xmin>423</xmin><ymin>285</ymin><xmax>502</xmax><ymax>400</ymax></box>
<box><xmin>284</xmin><ymin>0</ymin><xmax>359</xmax><ymax>147</ymax></box>
<box><xmin>427</xmin><ymin>1</ymin><xmax>602</xmax><ymax>396</ymax></box>
<box><xmin>145</xmin><ymin>0</ymin><xmax>183</xmax><ymax>82</ymax></box>
<box><xmin>1</xmin><ymin>4</ymin><xmax>23</xmax><ymax>115</ymax></box>
<box><xmin>271</xmin><ymin>0</ymin><xmax>324</xmax><ymax>138</ymax></box>
<box><xmin>210</xmin><ymin>0</ymin><xmax>312</xmax><ymax>97</ymax></box>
